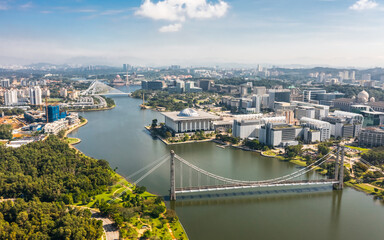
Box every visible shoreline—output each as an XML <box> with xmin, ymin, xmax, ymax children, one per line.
<box><xmin>66</xmin><ymin>118</ymin><xmax>189</xmax><ymax>239</ymax></box>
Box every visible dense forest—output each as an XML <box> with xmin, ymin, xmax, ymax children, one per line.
<box><xmin>0</xmin><ymin>135</ymin><xmax>114</xmax><ymax>202</ymax></box>
<box><xmin>0</xmin><ymin>199</ymin><xmax>103</xmax><ymax>239</ymax></box>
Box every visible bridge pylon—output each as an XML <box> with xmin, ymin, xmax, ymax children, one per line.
<box><xmin>170</xmin><ymin>150</ymin><xmax>176</xmax><ymax>201</ymax></box>
<box><xmin>333</xmin><ymin>145</ymin><xmax>345</xmax><ymax>190</ymax></box>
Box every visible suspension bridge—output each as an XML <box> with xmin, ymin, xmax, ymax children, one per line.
<box><xmin>81</xmin><ymin>80</ymin><xmax>130</xmax><ymax>96</ymax></box>
<box><xmin>122</xmin><ymin>146</ymin><xmax>346</xmax><ymax>201</ymax></box>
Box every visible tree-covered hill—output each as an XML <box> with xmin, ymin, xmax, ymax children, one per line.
<box><xmin>0</xmin><ymin>135</ymin><xmax>114</xmax><ymax>203</ymax></box>
<box><xmin>0</xmin><ymin>199</ymin><xmax>103</xmax><ymax>239</ymax></box>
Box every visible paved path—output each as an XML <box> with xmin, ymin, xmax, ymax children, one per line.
<box><xmin>91</xmin><ymin>212</ymin><xmax>120</xmax><ymax>240</ymax></box>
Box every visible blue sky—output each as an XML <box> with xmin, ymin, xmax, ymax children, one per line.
<box><xmin>0</xmin><ymin>0</ymin><xmax>384</xmax><ymax>67</ymax></box>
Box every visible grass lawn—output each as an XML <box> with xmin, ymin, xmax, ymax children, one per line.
<box><xmin>65</xmin><ymin>137</ymin><xmax>81</xmax><ymax>145</ymax></box>
<box><xmin>290</xmin><ymin>159</ymin><xmax>307</xmax><ymax>167</ymax></box>
<box><xmin>263</xmin><ymin>150</ymin><xmax>277</xmax><ymax>156</ymax></box>
<box><xmin>345</xmin><ymin>145</ymin><xmax>370</xmax><ymax>153</ymax></box>
<box><xmin>346</xmin><ymin>182</ymin><xmax>378</xmax><ymax>195</ymax></box>
<box><xmin>47</xmin><ymin>98</ymin><xmax>64</xmax><ymax>102</ymax></box>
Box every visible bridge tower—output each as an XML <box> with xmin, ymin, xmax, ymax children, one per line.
<box><xmin>170</xmin><ymin>150</ymin><xmax>176</xmax><ymax>201</ymax></box>
<box><xmin>333</xmin><ymin>145</ymin><xmax>345</xmax><ymax>190</ymax></box>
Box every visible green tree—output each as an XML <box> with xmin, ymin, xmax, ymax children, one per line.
<box><xmin>0</xmin><ymin>124</ymin><xmax>12</xmax><ymax>139</ymax></box>
<box><xmin>151</xmin><ymin>119</ymin><xmax>158</xmax><ymax>129</ymax></box>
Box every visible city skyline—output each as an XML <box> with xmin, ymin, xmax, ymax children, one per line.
<box><xmin>1</xmin><ymin>0</ymin><xmax>384</xmax><ymax>67</ymax></box>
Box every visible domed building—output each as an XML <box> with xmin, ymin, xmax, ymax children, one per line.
<box><xmin>162</xmin><ymin>108</ymin><xmax>220</xmax><ymax>135</ymax></box>
<box><xmin>178</xmin><ymin>108</ymin><xmax>199</xmax><ymax>117</ymax></box>
<box><xmin>357</xmin><ymin>90</ymin><xmax>369</xmax><ymax>103</ymax></box>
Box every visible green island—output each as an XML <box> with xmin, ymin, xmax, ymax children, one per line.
<box><xmin>131</xmin><ymin>90</ymin><xmax>219</xmax><ymax>111</ymax></box>
<box><xmin>0</xmin><ymin>135</ymin><xmax>188</xmax><ymax>239</ymax></box>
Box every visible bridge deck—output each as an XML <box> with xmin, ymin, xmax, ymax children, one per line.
<box><xmin>175</xmin><ymin>179</ymin><xmax>339</xmax><ymax>194</ymax></box>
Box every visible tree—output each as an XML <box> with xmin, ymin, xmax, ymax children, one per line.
<box><xmin>57</xmin><ymin>129</ymin><xmax>66</xmax><ymax>138</ymax></box>
<box><xmin>165</xmin><ymin>131</ymin><xmax>172</xmax><ymax>139</ymax></box>
<box><xmin>317</xmin><ymin>143</ymin><xmax>330</xmax><ymax>155</ymax></box>
<box><xmin>183</xmin><ymin>134</ymin><xmax>190</xmax><ymax>141</ymax></box>
<box><xmin>285</xmin><ymin>145</ymin><xmax>303</xmax><ymax>159</ymax></box>
<box><xmin>151</xmin><ymin>119</ymin><xmax>158</xmax><ymax>129</ymax></box>
<box><xmin>0</xmin><ymin>124</ymin><xmax>12</xmax><ymax>140</ymax></box>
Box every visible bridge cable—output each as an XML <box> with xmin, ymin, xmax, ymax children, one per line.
<box><xmin>127</xmin><ymin>154</ymin><xmax>169</xmax><ymax>180</ymax></box>
<box><xmin>134</xmin><ymin>157</ymin><xmax>169</xmax><ymax>185</ymax></box>
<box><xmin>174</xmin><ymin>148</ymin><xmax>336</xmax><ymax>185</ymax></box>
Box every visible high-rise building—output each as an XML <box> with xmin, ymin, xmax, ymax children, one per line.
<box><xmin>123</xmin><ymin>64</ymin><xmax>132</xmax><ymax>72</ymax></box>
<box><xmin>1</xmin><ymin>79</ymin><xmax>10</xmax><ymax>88</ymax></box>
<box><xmin>29</xmin><ymin>86</ymin><xmax>42</xmax><ymax>105</ymax></box>
<box><xmin>362</xmin><ymin>73</ymin><xmax>371</xmax><ymax>81</ymax></box>
<box><xmin>4</xmin><ymin>89</ymin><xmax>18</xmax><ymax>106</ymax></box>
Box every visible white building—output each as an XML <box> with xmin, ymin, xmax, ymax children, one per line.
<box><xmin>162</xmin><ymin>108</ymin><xmax>220</xmax><ymax>135</ymax></box>
<box><xmin>4</xmin><ymin>89</ymin><xmax>18</xmax><ymax>106</ymax></box>
<box><xmin>300</xmin><ymin>117</ymin><xmax>331</xmax><ymax>142</ymax></box>
<box><xmin>29</xmin><ymin>86</ymin><xmax>42</xmax><ymax>105</ymax></box>
<box><xmin>291</xmin><ymin>101</ymin><xmax>329</xmax><ymax>120</ymax></box>
<box><xmin>44</xmin><ymin>119</ymin><xmax>68</xmax><ymax>135</ymax></box>
<box><xmin>233</xmin><ymin>116</ymin><xmax>286</xmax><ymax>139</ymax></box>
<box><xmin>60</xmin><ymin>88</ymin><xmax>68</xmax><ymax>98</ymax></box>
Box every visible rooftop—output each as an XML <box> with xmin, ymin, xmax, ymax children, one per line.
<box><xmin>162</xmin><ymin>109</ymin><xmax>220</xmax><ymax>121</ymax></box>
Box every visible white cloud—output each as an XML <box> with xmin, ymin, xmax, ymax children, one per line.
<box><xmin>350</xmin><ymin>0</ymin><xmax>378</xmax><ymax>10</ymax></box>
<box><xmin>159</xmin><ymin>23</ymin><xmax>182</xmax><ymax>32</ymax></box>
<box><xmin>20</xmin><ymin>2</ymin><xmax>33</xmax><ymax>9</ymax></box>
<box><xmin>135</xmin><ymin>0</ymin><xmax>229</xmax><ymax>32</ymax></box>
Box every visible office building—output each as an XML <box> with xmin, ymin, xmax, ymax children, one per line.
<box><xmin>185</xmin><ymin>81</ymin><xmax>202</xmax><ymax>93</ymax></box>
<box><xmin>303</xmin><ymin>89</ymin><xmax>326</xmax><ymax>102</ymax></box>
<box><xmin>198</xmin><ymin>80</ymin><xmax>214</xmax><ymax>91</ymax></box>
<box><xmin>141</xmin><ymin>80</ymin><xmax>166</xmax><ymax>90</ymax></box>
<box><xmin>269</xmin><ymin>89</ymin><xmax>291</xmax><ymax>109</ymax></box>
<box><xmin>300</xmin><ymin>117</ymin><xmax>331</xmax><ymax>142</ymax></box>
<box><xmin>359</xmin><ymin>127</ymin><xmax>384</xmax><ymax>147</ymax></box>
<box><xmin>233</xmin><ymin>116</ymin><xmax>286</xmax><ymax>139</ymax></box>
<box><xmin>295</xmin><ymin>106</ymin><xmax>316</xmax><ymax>120</ymax></box>
<box><xmin>259</xmin><ymin>123</ymin><xmax>302</xmax><ymax>147</ymax></box>
<box><xmin>291</xmin><ymin>101</ymin><xmax>330</xmax><ymax>120</ymax></box>
<box><xmin>323</xmin><ymin>111</ymin><xmax>363</xmax><ymax>138</ymax></box>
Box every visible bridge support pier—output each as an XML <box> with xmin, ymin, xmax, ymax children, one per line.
<box><xmin>170</xmin><ymin>150</ymin><xmax>176</xmax><ymax>201</ymax></box>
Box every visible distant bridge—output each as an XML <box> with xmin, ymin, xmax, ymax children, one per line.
<box><xmin>81</xmin><ymin>80</ymin><xmax>130</xmax><ymax>96</ymax></box>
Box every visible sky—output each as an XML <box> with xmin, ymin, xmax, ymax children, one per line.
<box><xmin>1</xmin><ymin>0</ymin><xmax>384</xmax><ymax>68</ymax></box>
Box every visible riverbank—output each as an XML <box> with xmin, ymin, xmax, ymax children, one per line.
<box><xmin>64</xmin><ymin>118</ymin><xmax>88</xmax><ymax>138</ymax></box>
<box><xmin>68</xmin><ymin>124</ymin><xmax>188</xmax><ymax>239</ymax></box>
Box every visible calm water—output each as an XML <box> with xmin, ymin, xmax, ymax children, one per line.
<box><xmin>69</xmin><ymin>86</ymin><xmax>384</xmax><ymax>240</ymax></box>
